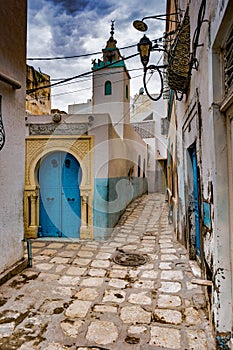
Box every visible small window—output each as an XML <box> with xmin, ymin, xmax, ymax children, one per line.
<box><xmin>105</xmin><ymin>81</ymin><xmax>112</xmax><ymax>95</ymax></box>
<box><xmin>137</xmin><ymin>155</ymin><xmax>141</xmax><ymax>177</ymax></box>
<box><xmin>0</xmin><ymin>95</ymin><xmax>5</xmax><ymax>151</ymax></box>
<box><xmin>161</xmin><ymin>117</ymin><xmax>168</xmax><ymax>135</ymax></box>
<box><xmin>126</xmin><ymin>85</ymin><xmax>129</xmax><ymax>99</ymax></box>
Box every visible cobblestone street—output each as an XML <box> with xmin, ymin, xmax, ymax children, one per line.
<box><xmin>0</xmin><ymin>193</ymin><xmax>215</xmax><ymax>349</ymax></box>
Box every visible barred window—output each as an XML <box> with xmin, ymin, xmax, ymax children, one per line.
<box><xmin>224</xmin><ymin>27</ymin><xmax>233</xmax><ymax>95</ymax></box>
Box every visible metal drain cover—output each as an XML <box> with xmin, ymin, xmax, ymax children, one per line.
<box><xmin>113</xmin><ymin>251</ymin><xmax>149</xmax><ymax>267</ymax></box>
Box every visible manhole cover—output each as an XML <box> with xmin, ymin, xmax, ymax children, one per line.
<box><xmin>113</xmin><ymin>251</ymin><xmax>149</xmax><ymax>266</ymax></box>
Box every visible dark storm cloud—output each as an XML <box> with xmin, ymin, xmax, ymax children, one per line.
<box><xmin>27</xmin><ymin>0</ymin><xmax>166</xmax><ymax>111</ymax></box>
<box><xmin>48</xmin><ymin>0</ymin><xmax>116</xmax><ymax>16</ymax></box>
<box><xmin>28</xmin><ymin>0</ymin><xmax>117</xmax><ymax>56</ymax></box>
<box><xmin>51</xmin><ymin>0</ymin><xmax>82</xmax><ymax>14</ymax></box>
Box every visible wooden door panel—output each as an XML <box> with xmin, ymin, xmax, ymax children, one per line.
<box><xmin>39</xmin><ymin>152</ymin><xmax>81</xmax><ymax>238</ymax></box>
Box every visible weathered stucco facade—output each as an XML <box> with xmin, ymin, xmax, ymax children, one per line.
<box><xmin>26</xmin><ymin>65</ymin><xmax>51</xmax><ymax>115</ymax></box>
<box><xmin>166</xmin><ymin>0</ymin><xmax>233</xmax><ymax>347</ymax></box>
<box><xmin>24</xmin><ymin>22</ymin><xmax>147</xmax><ymax>241</ymax></box>
<box><xmin>131</xmin><ymin>94</ymin><xmax>167</xmax><ymax>193</ymax></box>
<box><xmin>0</xmin><ymin>1</ymin><xmax>27</xmax><ymax>275</ymax></box>
<box><xmin>25</xmin><ymin>113</ymin><xmax>147</xmax><ymax>240</ymax></box>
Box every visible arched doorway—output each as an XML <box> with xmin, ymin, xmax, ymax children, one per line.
<box><xmin>38</xmin><ymin>151</ymin><xmax>82</xmax><ymax>238</ymax></box>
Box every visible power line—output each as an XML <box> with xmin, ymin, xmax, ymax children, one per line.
<box><xmin>51</xmin><ymin>67</ymin><xmax>142</xmax><ymax>82</ymax></box>
<box><xmin>27</xmin><ymin>43</ymin><xmax>138</xmax><ymax>61</ymax></box>
<box><xmin>27</xmin><ymin>51</ymin><xmax>102</xmax><ymax>61</ymax></box>
<box><xmin>113</xmin><ymin>91</ymin><xmax>152</xmax><ymax>127</ymax></box>
<box><xmin>26</xmin><ymin>73</ymin><xmax>143</xmax><ymax>102</ymax></box>
<box><xmin>27</xmin><ymin>32</ymin><xmax>171</xmax><ymax>62</ymax></box>
<box><xmin>51</xmin><ymin>67</ymin><xmax>143</xmax><ymax>89</ymax></box>
<box><xmin>26</xmin><ymin>52</ymin><xmax>140</xmax><ymax>94</ymax></box>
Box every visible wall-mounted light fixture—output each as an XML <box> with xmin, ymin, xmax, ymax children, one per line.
<box><xmin>133</xmin><ymin>1</ymin><xmax>207</xmax><ymax>102</ymax></box>
<box><xmin>133</xmin><ymin>13</ymin><xmax>182</xmax><ymax>101</ymax></box>
<box><xmin>137</xmin><ymin>35</ymin><xmax>152</xmax><ymax>68</ymax></box>
<box><xmin>133</xmin><ymin>13</ymin><xmax>180</xmax><ymax>32</ymax></box>
<box><xmin>133</xmin><ymin>11</ymin><xmax>189</xmax><ymax>101</ymax></box>
<box><xmin>136</xmin><ymin>35</ymin><xmax>171</xmax><ymax>101</ymax></box>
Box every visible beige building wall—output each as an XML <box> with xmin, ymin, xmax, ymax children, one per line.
<box><xmin>26</xmin><ymin>65</ymin><xmax>51</xmax><ymax>115</ymax></box>
<box><xmin>0</xmin><ymin>0</ymin><xmax>27</xmax><ymax>274</ymax></box>
<box><xmin>24</xmin><ymin>112</ymin><xmax>147</xmax><ymax>240</ymax></box>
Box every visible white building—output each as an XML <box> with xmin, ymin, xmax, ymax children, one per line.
<box><xmin>25</xmin><ymin>24</ymin><xmax>147</xmax><ymax>241</ymax></box>
<box><xmin>91</xmin><ymin>23</ymin><xmax>130</xmax><ymax>139</ymax></box>
<box><xmin>0</xmin><ymin>1</ymin><xmax>27</xmax><ymax>278</ymax></box>
<box><xmin>68</xmin><ymin>99</ymin><xmax>92</xmax><ymax>114</ymax></box>
<box><xmin>166</xmin><ymin>0</ymin><xmax>233</xmax><ymax>346</ymax></box>
<box><xmin>130</xmin><ymin>93</ymin><xmax>167</xmax><ymax>193</ymax></box>
<box><xmin>69</xmin><ymin>93</ymin><xmax>167</xmax><ymax>194</ymax></box>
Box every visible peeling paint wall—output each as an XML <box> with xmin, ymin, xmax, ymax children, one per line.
<box><xmin>0</xmin><ymin>1</ymin><xmax>27</xmax><ymax>274</ymax></box>
<box><xmin>166</xmin><ymin>0</ymin><xmax>233</xmax><ymax>344</ymax></box>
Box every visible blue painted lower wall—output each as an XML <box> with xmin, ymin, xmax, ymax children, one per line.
<box><xmin>93</xmin><ymin>177</ymin><xmax>148</xmax><ymax>240</ymax></box>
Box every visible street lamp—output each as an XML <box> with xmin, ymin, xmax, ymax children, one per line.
<box><xmin>133</xmin><ymin>13</ymin><xmax>181</xmax><ymax>32</ymax></box>
<box><xmin>133</xmin><ymin>14</ymin><xmax>181</xmax><ymax>101</ymax></box>
<box><xmin>137</xmin><ymin>35</ymin><xmax>152</xmax><ymax>68</ymax></box>
<box><xmin>134</xmin><ymin>30</ymin><xmax>170</xmax><ymax>101</ymax></box>
<box><xmin>134</xmin><ymin>4</ymin><xmax>207</xmax><ymax>102</ymax></box>
<box><xmin>133</xmin><ymin>10</ymin><xmax>192</xmax><ymax>102</ymax></box>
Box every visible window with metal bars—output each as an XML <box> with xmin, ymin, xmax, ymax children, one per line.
<box><xmin>224</xmin><ymin>27</ymin><xmax>233</xmax><ymax>95</ymax></box>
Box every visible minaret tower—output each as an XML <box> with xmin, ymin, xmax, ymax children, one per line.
<box><xmin>92</xmin><ymin>21</ymin><xmax>131</xmax><ymax>137</ymax></box>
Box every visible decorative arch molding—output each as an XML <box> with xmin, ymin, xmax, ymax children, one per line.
<box><xmin>24</xmin><ymin>135</ymin><xmax>94</xmax><ymax>240</ymax></box>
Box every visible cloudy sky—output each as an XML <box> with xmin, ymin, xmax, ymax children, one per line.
<box><xmin>27</xmin><ymin>0</ymin><xmax>166</xmax><ymax>112</ymax></box>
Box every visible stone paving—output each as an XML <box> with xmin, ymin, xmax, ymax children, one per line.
<box><xmin>0</xmin><ymin>193</ymin><xmax>215</xmax><ymax>349</ymax></box>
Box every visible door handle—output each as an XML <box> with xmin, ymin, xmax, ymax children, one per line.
<box><xmin>47</xmin><ymin>197</ymin><xmax>54</xmax><ymax>201</ymax></box>
<box><xmin>67</xmin><ymin>198</ymin><xmax>75</xmax><ymax>201</ymax></box>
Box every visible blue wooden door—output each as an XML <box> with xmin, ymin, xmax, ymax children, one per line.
<box><xmin>39</xmin><ymin>152</ymin><xmax>82</xmax><ymax>238</ymax></box>
<box><xmin>188</xmin><ymin>144</ymin><xmax>201</xmax><ymax>258</ymax></box>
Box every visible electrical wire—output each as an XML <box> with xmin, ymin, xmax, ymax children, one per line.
<box><xmin>50</xmin><ymin>67</ymin><xmax>142</xmax><ymax>81</ymax></box>
<box><xmin>26</xmin><ymin>73</ymin><xmax>143</xmax><ymax>102</ymax></box>
<box><xmin>27</xmin><ymin>43</ymin><xmax>138</xmax><ymax>61</ymax></box>
<box><xmin>113</xmin><ymin>91</ymin><xmax>154</xmax><ymax>127</ymax></box>
<box><xmin>26</xmin><ymin>52</ymin><xmax>140</xmax><ymax>94</ymax></box>
<box><xmin>50</xmin><ymin>67</ymin><xmax>143</xmax><ymax>89</ymax></box>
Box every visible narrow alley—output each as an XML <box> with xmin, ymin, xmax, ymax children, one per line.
<box><xmin>0</xmin><ymin>194</ymin><xmax>215</xmax><ymax>350</ymax></box>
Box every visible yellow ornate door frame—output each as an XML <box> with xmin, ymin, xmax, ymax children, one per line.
<box><xmin>24</xmin><ymin>135</ymin><xmax>94</xmax><ymax>240</ymax></box>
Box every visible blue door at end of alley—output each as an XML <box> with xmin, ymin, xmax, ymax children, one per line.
<box><xmin>39</xmin><ymin>151</ymin><xmax>82</xmax><ymax>238</ymax></box>
<box><xmin>188</xmin><ymin>144</ymin><xmax>201</xmax><ymax>259</ymax></box>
